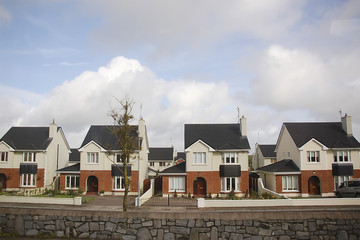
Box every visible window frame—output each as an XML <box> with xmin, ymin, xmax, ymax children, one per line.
<box><xmin>87</xmin><ymin>152</ymin><xmax>99</xmax><ymax>164</ymax></box>
<box><xmin>23</xmin><ymin>152</ymin><xmax>36</xmax><ymax>163</ymax></box>
<box><xmin>222</xmin><ymin>152</ymin><xmax>238</xmax><ymax>164</ymax></box>
<box><xmin>334</xmin><ymin>151</ymin><xmax>350</xmax><ymax>162</ymax></box>
<box><xmin>0</xmin><ymin>152</ymin><xmax>8</xmax><ymax>162</ymax></box>
<box><xmin>282</xmin><ymin>175</ymin><xmax>299</xmax><ymax>192</ymax></box>
<box><xmin>221</xmin><ymin>177</ymin><xmax>240</xmax><ymax>192</ymax></box>
<box><xmin>21</xmin><ymin>173</ymin><xmax>36</xmax><ymax>187</ymax></box>
<box><xmin>193</xmin><ymin>152</ymin><xmax>206</xmax><ymax>165</ymax></box>
<box><xmin>149</xmin><ymin>162</ymin><xmax>155</xmax><ymax>167</ymax></box>
<box><xmin>65</xmin><ymin>175</ymin><xmax>80</xmax><ymax>189</ymax></box>
<box><xmin>307</xmin><ymin>151</ymin><xmax>320</xmax><ymax>163</ymax></box>
<box><xmin>113</xmin><ymin>176</ymin><xmax>125</xmax><ymax>190</ymax></box>
<box><xmin>169</xmin><ymin>176</ymin><xmax>185</xmax><ymax>192</ymax></box>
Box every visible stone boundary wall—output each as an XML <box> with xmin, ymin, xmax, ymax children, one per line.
<box><xmin>1</xmin><ymin>210</ymin><xmax>360</xmax><ymax>240</ymax></box>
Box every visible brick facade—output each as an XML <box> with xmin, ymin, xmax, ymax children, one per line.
<box><xmin>78</xmin><ymin>170</ymin><xmax>139</xmax><ymax>194</ymax></box>
<box><xmin>0</xmin><ymin>168</ymin><xmax>44</xmax><ymax>189</ymax></box>
<box><xmin>301</xmin><ymin>170</ymin><xmax>334</xmax><ymax>194</ymax></box>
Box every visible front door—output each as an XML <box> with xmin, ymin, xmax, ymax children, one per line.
<box><xmin>87</xmin><ymin>176</ymin><xmax>98</xmax><ymax>194</ymax></box>
<box><xmin>308</xmin><ymin>176</ymin><xmax>321</xmax><ymax>195</ymax></box>
<box><xmin>0</xmin><ymin>174</ymin><xmax>6</xmax><ymax>191</ymax></box>
<box><xmin>194</xmin><ymin>177</ymin><xmax>206</xmax><ymax>196</ymax></box>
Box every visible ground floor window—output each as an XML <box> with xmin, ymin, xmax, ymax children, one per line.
<box><xmin>21</xmin><ymin>173</ymin><xmax>36</xmax><ymax>187</ymax></box>
<box><xmin>221</xmin><ymin>177</ymin><xmax>240</xmax><ymax>192</ymax></box>
<box><xmin>113</xmin><ymin>176</ymin><xmax>125</xmax><ymax>190</ymax></box>
<box><xmin>169</xmin><ymin>176</ymin><xmax>185</xmax><ymax>192</ymax></box>
<box><xmin>334</xmin><ymin>176</ymin><xmax>351</xmax><ymax>189</ymax></box>
<box><xmin>65</xmin><ymin>175</ymin><xmax>80</xmax><ymax>189</ymax></box>
<box><xmin>282</xmin><ymin>176</ymin><xmax>298</xmax><ymax>191</ymax></box>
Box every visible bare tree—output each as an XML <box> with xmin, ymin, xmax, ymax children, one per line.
<box><xmin>107</xmin><ymin>98</ymin><xmax>138</xmax><ymax>211</ymax></box>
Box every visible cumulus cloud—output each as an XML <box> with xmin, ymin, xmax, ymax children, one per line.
<box><xmin>8</xmin><ymin>56</ymin><xmax>234</xmax><ymax>149</ymax></box>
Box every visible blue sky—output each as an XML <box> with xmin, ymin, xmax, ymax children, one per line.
<box><xmin>0</xmin><ymin>0</ymin><xmax>360</xmax><ymax>151</ymax></box>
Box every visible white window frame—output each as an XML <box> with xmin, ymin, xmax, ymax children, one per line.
<box><xmin>87</xmin><ymin>152</ymin><xmax>99</xmax><ymax>164</ymax></box>
<box><xmin>65</xmin><ymin>175</ymin><xmax>80</xmax><ymax>189</ymax></box>
<box><xmin>221</xmin><ymin>177</ymin><xmax>240</xmax><ymax>192</ymax></box>
<box><xmin>222</xmin><ymin>153</ymin><xmax>238</xmax><ymax>164</ymax></box>
<box><xmin>0</xmin><ymin>152</ymin><xmax>8</xmax><ymax>162</ymax></box>
<box><xmin>169</xmin><ymin>176</ymin><xmax>185</xmax><ymax>192</ymax></box>
<box><xmin>23</xmin><ymin>152</ymin><xmax>36</xmax><ymax>163</ymax></box>
<box><xmin>149</xmin><ymin>162</ymin><xmax>154</xmax><ymax>167</ymax></box>
<box><xmin>334</xmin><ymin>151</ymin><xmax>350</xmax><ymax>162</ymax></box>
<box><xmin>307</xmin><ymin>151</ymin><xmax>320</xmax><ymax>163</ymax></box>
<box><xmin>21</xmin><ymin>173</ymin><xmax>36</xmax><ymax>187</ymax></box>
<box><xmin>113</xmin><ymin>176</ymin><xmax>125</xmax><ymax>190</ymax></box>
<box><xmin>334</xmin><ymin>175</ymin><xmax>351</xmax><ymax>190</ymax></box>
<box><xmin>193</xmin><ymin>152</ymin><xmax>206</xmax><ymax>165</ymax></box>
<box><xmin>282</xmin><ymin>176</ymin><xmax>299</xmax><ymax>191</ymax></box>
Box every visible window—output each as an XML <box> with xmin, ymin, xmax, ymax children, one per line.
<box><xmin>87</xmin><ymin>152</ymin><xmax>99</xmax><ymax>164</ymax></box>
<box><xmin>115</xmin><ymin>153</ymin><xmax>129</xmax><ymax>164</ymax></box>
<box><xmin>113</xmin><ymin>176</ymin><xmax>125</xmax><ymax>190</ymax></box>
<box><xmin>23</xmin><ymin>152</ymin><xmax>36</xmax><ymax>162</ymax></box>
<box><xmin>307</xmin><ymin>151</ymin><xmax>320</xmax><ymax>163</ymax></box>
<box><xmin>282</xmin><ymin>176</ymin><xmax>299</xmax><ymax>191</ymax></box>
<box><xmin>222</xmin><ymin>153</ymin><xmax>237</xmax><ymax>164</ymax></box>
<box><xmin>149</xmin><ymin>162</ymin><xmax>154</xmax><ymax>167</ymax></box>
<box><xmin>193</xmin><ymin>152</ymin><xmax>206</xmax><ymax>164</ymax></box>
<box><xmin>334</xmin><ymin>176</ymin><xmax>351</xmax><ymax>189</ymax></box>
<box><xmin>169</xmin><ymin>177</ymin><xmax>185</xmax><ymax>192</ymax></box>
<box><xmin>0</xmin><ymin>152</ymin><xmax>8</xmax><ymax>162</ymax></box>
<box><xmin>21</xmin><ymin>173</ymin><xmax>36</xmax><ymax>187</ymax></box>
<box><xmin>65</xmin><ymin>175</ymin><xmax>80</xmax><ymax>189</ymax></box>
<box><xmin>334</xmin><ymin>151</ymin><xmax>350</xmax><ymax>162</ymax></box>
<box><xmin>159</xmin><ymin>162</ymin><xmax>166</xmax><ymax>167</ymax></box>
<box><xmin>221</xmin><ymin>177</ymin><xmax>239</xmax><ymax>192</ymax></box>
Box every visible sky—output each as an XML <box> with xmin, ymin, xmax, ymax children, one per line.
<box><xmin>0</xmin><ymin>0</ymin><xmax>360</xmax><ymax>152</ymax></box>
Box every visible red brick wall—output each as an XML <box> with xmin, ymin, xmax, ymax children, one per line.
<box><xmin>240</xmin><ymin>171</ymin><xmax>249</xmax><ymax>193</ymax></box>
<box><xmin>301</xmin><ymin>170</ymin><xmax>334</xmax><ymax>194</ymax></box>
<box><xmin>0</xmin><ymin>168</ymin><xmax>44</xmax><ymax>189</ymax></box>
<box><xmin>187</xmin><ymin>171</ymin><xmax>220</xmax><ymax>195</ymax></box>
<box><xmin>353</xmin><ymin>169</ymin><xmax>360</xmax><ymax>179</ymax></box>
<box><xmin>79</xmin><ymin>170</ymin><xmax>139</xmax><ymax>193</ymax></box>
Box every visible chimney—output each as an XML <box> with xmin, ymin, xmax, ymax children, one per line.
<box><xmin>240</xmin><ymin>116</ymin><xmax>247</xmax><ymax>137</ymax></box>
<box><xmin>138</xmin><ymin>118</ymin><xmax>146</xmax><ymax>138</ymax></box>
<box><xmin>341</xmin><ymin>114</ymin><xmax>352</xmax><ymax>135</ymax></box>
<box><xmin>49</xmin><ymin>120</ymin><xmax>57</xmax><ymax>138</ymax></box>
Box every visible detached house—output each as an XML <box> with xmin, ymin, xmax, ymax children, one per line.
<box><xmin>257</xmin><ymin>115</ymin><xmax>360</xmax><ymax>197</ymax></box>
<box><xmin>161</xmin><ymin>117</ymin><xmax>250</xmax><ymax>197</ymax></box>
<box><xmin>0</xmin><ymin>122</ymin><xmax>70</xmax><ymax>192</ymax></box>
<box><xmin>148</xmin><ymin>147</ymin><xmax>176</xmax><ymax>176</ymax></box>
<box><xmin>60</xmin><ymin>119</ymin><xmax>149</xmax><ymax>195</ymax></box>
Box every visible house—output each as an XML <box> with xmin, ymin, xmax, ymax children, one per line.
<box><xmin>160</xmin><ymin>117</ymin><xmax>251</xmax><ymax>197</ymax></box>
<box><xmin>252</xmin><ymin>144</ymin><xmax>276</xmax><ymax>170</ymax></box>
<box><xmin>257</xmin><ymin>115</ymin><xmax>360</xmax><ymax>197</ymax></box>
<box><xmin>148</xmin><ymin>147</ymin><xmax>176</xmax><ymax>176</ymax></box>
<box><xmin>0</xmin><ymin>122</ymin><xmax>70</xmax><ymax>192</ymax></box>
<box><xmin>68</xmin><ymin>118</ymin><xmax>149</xmax><ymax>195</ymax></box>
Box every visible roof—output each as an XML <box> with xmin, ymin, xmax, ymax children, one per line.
<box><xmin>69</xmin><ymin>149</ymin><xmax>80</xmax><ymax>162</ymax></box>
<box><xmin>0</xmin><ymin>127</ymin><xmax>55</xmax><ymax>150</ymax></box>
<box><xmin>80</xmin><ymin>125</ymin><xmax>139</xmax><ymax>150</ymax></box>
<box><xmin>257</xmin><ymin>159</ymin><xmax>300</xmax><ymax>173</ymax></box>
<box><xmin>284</xmin><ymin>122</ymin><xmax>360</xmax><ymax>149</ymax></box>
<box><xmin>149</xmin><ymin>147</ymin><xmax>173</xmax><ymax>161</ymax></box>
<box><xmin>185</xmin><ymin>123</ymin><xmax>250</xmax><ymax>150</ymax></box>
<box><xmin>175</xmin><ymin>152</ymin><xmax>186</xmax><ymax>161</ymax></box>
<box><xmin>258</xmin><ymin>144</ymin><xmax>276</xmax><ymax>158</ymax></box>
<box><xmin>160</xmin><ymin>162</ymin><xmax>186</xmax><ymax>175</ymax></box>
<box><xmin>57</xmin><ymin>163</ymin><xmax>80</xmax><ymax>173</ymax></box>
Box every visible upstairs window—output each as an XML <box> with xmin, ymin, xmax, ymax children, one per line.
<box><xmin>87</xmin><ymin>152</ymin><xmax>99</xmax><ymax>164</ymax></box>
<box><xmin>307</xmin><ymin>151</ymin><xmax>320</xmax><ymax>163</ymax></box>
<box><xmin>149</xmin><ymin>162</ymin><xmax>154</xmax><ymax>167</ymax></box>
<box><xmin>159</xmin><ymin>162</ymin><xmax>166</xmax><ymax>167</ymax></box>
<box><xmin>23</xmin><ymin>152</ymin><xmax>36</xmax><ymax>162</ymax></box>
<box><xmin>115</xmin><ymin>153</ymin><xmax>129</xmax><ymax>164</ymax></box>
<box><xmin>193</xmin><ymin>152</ymin><xmax>206</xmax><ymax>164</ymax></box>
<box><xmin>222</xmin><ymin>153</ymin><xmax>237</xmax><ymax>164</ymax></box>
<box><xmin>0</xmin><ymin>152</ymin><xmax>8</xmax><ymax>162</ymax></box>
<box><xmin>334</xmin><ymin>151</ymin><xmax>350</xmax><ymax>162</ymax></box>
